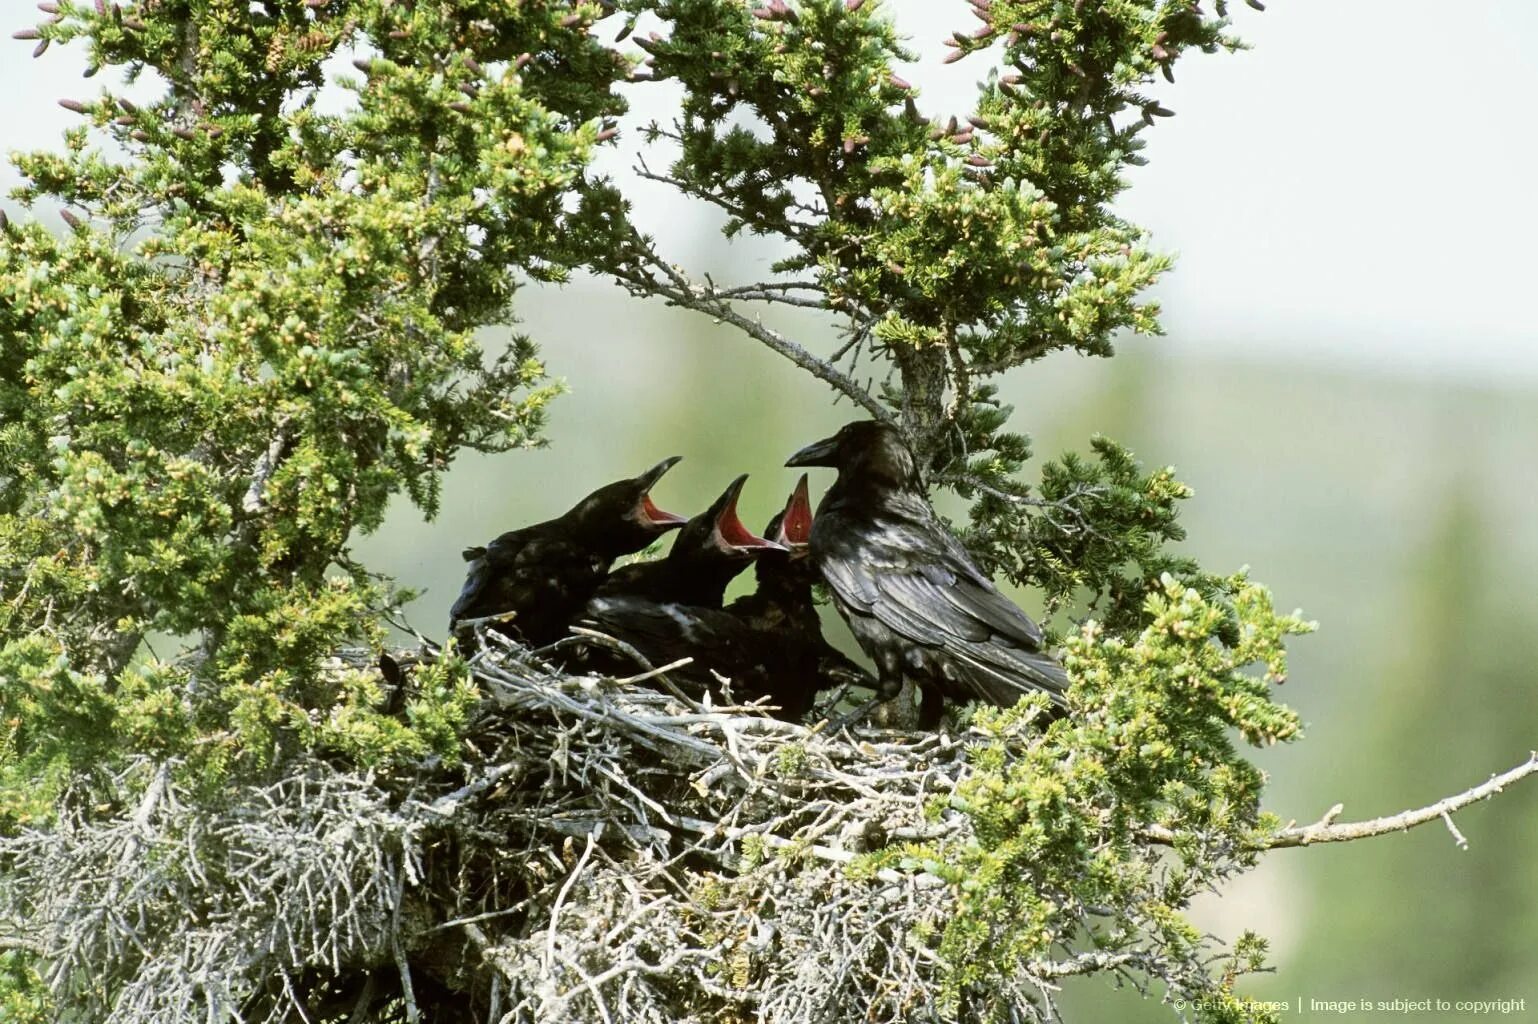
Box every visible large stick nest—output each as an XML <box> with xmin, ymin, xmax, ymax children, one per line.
<box><xmin>3</xmin><ymin>637</ymin><xmax>1095</xmax><ymax>1024</ymax></box>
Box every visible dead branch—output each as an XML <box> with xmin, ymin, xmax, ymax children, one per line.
<box><xmin>1265</xmin><ymin>751</ymin><xmax>1538</xmax><ymax>849</ymax></box>
<box><xmin>1142</xmin><ymin>752</ymin><xmax>1538</xmax><ymax>851</ymax></box>
<box><xmin>611</xmin><ymin>228</ymin><xmax>895</xmax><ymax>426</ymax></box>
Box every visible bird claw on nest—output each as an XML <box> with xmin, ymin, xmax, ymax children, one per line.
<box><xmin>815</xmin><ymin>697</ymin><xmax>885</xmax><ymax>735</ymax></box>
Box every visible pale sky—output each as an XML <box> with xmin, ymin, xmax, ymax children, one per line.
<box><xmin>4</xmin><ymin>1</ymin><xmax>1536</xmax><ymax>382</ymax></box>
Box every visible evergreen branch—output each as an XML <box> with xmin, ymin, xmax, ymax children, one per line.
<box><xmin>707</xmin><ymin>288</ymin><xmax>829</xmax><ymax>310</ymax></box>
<box><xmin>1030</xmin><ymin>950</ymin><xmax>1148</xmax><ymax>980</ymax></box>
<box><xmin>829</xmin><ymin>317</ymin><xmax>877</xmax><ymax>365</ymax></box>
<box><xmin>633</xmin><ymin>124</ymin><xmax>828</xmax><ymax>218</ymax></box>
<box><xmin>704</xmin><ymin>280</ymin><xmax>825</xmax><ymax>298</ymax></box>
<box><xmin>612</xmin><ymin>229</ymin><xmax>893</xmax><ymax>424</ymax></box>
<box><xmin>966</xmin><ymin>333</ymin><xmax>1060</xmax><ymax>377</ymax></box>
<box><xmin>698</xmin><ymin>277</ymin><xmax>829</xmax><ymax>309</ymax></box>
<box><xmin>634</xmin><ymin>158</ymin><xmax>815</xmax><ymax>241</ymax></box>
<box><xmin>934</xmin><ymin>471</ymin><xmax>1115</xmax><ymax>543</ymax></box>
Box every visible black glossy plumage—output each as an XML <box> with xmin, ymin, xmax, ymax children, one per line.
<box><xmin>595</xmin><ymin>474</ymin><xmax>781</xmax><ymax>608</ymax></box>
<box><xmin>580</xmin><ymin>477</ymin><xmax>872</xmax><ymax>719</ymax></box>
<box><xmin>578</xmin><ymin>595</ymin><xmax>808</xmax><ymax>708</ymax></box>
<box><xmin>448</xmin><ymin>456</ymin><xmax>686</xmax><ymax>647</ymax></box>
<box><xmin>787</xmin><ymin>421</ymin><xmax>1068</xmax><ymax>726</ymax></box>
<box><xmin>723</xmin><ymin>477</ymin><xmax>874</xmax><ymax>717</ymax></box>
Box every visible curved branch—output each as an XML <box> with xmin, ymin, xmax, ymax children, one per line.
<box><xmin>634</xmin><ymin>160</ymin><xmax>816</xmax><ymax>242</ymax></box>
<box><xmin>1144</xmin><ymin>752</ymin><xmax>1538</xmax><ymax>851</ymax></box>
<box><xmin>612</xmin><ymin>229</ymin><xmax>894</xmax><ymax>425</ymax></box>
<box><xmin>1265</xmin><ymin>752</ymin><xmax>1538</xmax><ymax>849</ymax></box>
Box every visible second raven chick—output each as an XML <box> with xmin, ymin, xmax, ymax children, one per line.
<box><xmin>787</xmin><ymin>421</ymin><xmax>1068</xmax><ymax>727</ymax></box>
<box><xmin>581</xmin><ymin>477</ymin><xmax>870</xmax><ymax>718</ymax></box>
<box><xmin>726</xmin><ymin>474</ymin><xmax>875</xmax><ymax>718</ymax></box>
<box><xmin>595</xmin><ymin>474</ymin><xmax>783</xmax><ymax>607</ymax></box>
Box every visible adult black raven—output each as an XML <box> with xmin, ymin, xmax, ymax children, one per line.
<box><xmin>448</xmin><ymin>456</ymin><xmax>686</xmax><ymax>646</ymax></box>
<box><xmin>787</xmin><ymin>421</ymin><xmax>1068</xmax><ymax>726</ymax></box>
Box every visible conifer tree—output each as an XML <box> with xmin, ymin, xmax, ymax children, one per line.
<box><xmin>2</xmin><ymin>3</ymin><xmax>1533</xmax><ymax>1022</ymax></box>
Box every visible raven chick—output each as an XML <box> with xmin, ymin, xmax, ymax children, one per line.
<box><xmin>449</xmin><ymin>456</ymin><xmax>686</xmax><ymax>646</ymax></box>
<box><xmin>787</xmin><ymin>421</ymin><xmax>1068</xmax><ymax>726</ymax></box>
<box><xmin>726</xmin><ymin>474</ymin><xmax>875</xmax><ymax>718</ymax></box>
<box><xmin>581</xmin><ymin>476</ymin><xmax>870</xmax><ymax>718</ymax></box>
<box><xmin>595</xmin><ymin>473</ymin><xmax>783</xmax><ymax>607</ymax></box>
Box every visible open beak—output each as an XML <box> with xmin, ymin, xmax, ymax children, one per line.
<box><xmin>712</xmin><ymin>474</ymin><xmax>786</xmax><ymax>553</ymax></box>
<box><xmin>641</xmin><ymin>494</ymin><xmax>687</xmax><ymax>527</ymax></box>
<box><xmin>638</xmin><ymin>455</ymin><xmax>683</xmax><ymax>490</ymax></box>
<box><xmin>637</xmin><ymin>455</ymin><xmax>687</xmax><ymax>526</ymax></box>
<box><xmin>786</xmin><ymin>434</ymin><xmax>839</xmax><ymax>468</ymax></box>
<box><xmin>775</xmin><ymin>473</ymin><xmax>814</xmax><ymax>551</ymax></box>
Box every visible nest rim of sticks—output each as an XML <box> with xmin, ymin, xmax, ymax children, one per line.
<box><xmin>4</xmin><ymin>621</ymin><xmax>1075</xmax><ymax>1024</ymax></box>
<box><xmin>386</xmin><ymin>621</ymin><xmax>1071</xmax><ymax>1023</ymax></box>
<box><xmin>433</xmin><ymin>618</ymin><xmax>976</xmax><ymax>874</ymax></box>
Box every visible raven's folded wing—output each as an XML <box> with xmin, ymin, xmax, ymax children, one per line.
<box><xmin>816</xmin><ymin>511</ymin><xmax>1066</xmax><ymax>705</ymax></box>
<box><xmin>450</xmin><ymin>532</ymin><xmax>604</xmax><ymax>633</ymax></box>
<box><xmin>820</xmin><ymin>516</ymin><xmax>1044</xmax><ymax>644</ymax></box>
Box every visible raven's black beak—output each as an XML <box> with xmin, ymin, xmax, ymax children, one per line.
<box><xmin>786</xmin><ymin>435</ymin><xmax>839</xmax><ymax>468</ymax></box>
<box><xmin>636</xmin><ymin>455</ymin><xmax>686</xmax><ymax>527</ymax></box>
<box><xmin>638</xmin><ymin>455</ymin><xmax>683</xmax><ymax>489</ymax></box>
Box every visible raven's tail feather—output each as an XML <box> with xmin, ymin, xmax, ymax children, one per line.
<box><xmin>952</xmin><ymin>646</ymin><xmax>1070</xmax><ymax>710</ymax></box>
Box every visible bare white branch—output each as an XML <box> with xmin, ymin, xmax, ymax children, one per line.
<box><xmin>1142</xmin><ymin>752</ymin><xmax>1538</xmax><ymax>851</ymax></box>
<box><xmin>1266</xmin><ymin>752</ymin><xmax>1538</xmax><ymax>849</ymax></box>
